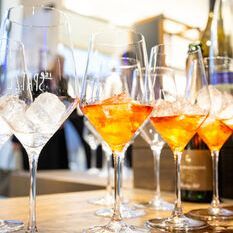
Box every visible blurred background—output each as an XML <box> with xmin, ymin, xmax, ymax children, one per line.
<box><xmin>0</xmin><ymin>0</ymin><xmax>209</xmax><ymax>170</ymax></box>
<box><xmin>2</xmin><ymin>0</ymin><xmax>232</xmax><ymax>201</ymax></box>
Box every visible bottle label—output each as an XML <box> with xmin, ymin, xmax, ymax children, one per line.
<box><xmin>181</xmin><ymin>150</ymin><xmax>212</xmax><ymax>191</ymax></box>
<box><xmin>211</xmin><ymin>71</ymin><xmax>233</xmax><ymax>84</ymax></box>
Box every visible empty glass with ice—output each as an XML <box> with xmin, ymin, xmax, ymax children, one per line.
<box><xmin>1</xmin><ymin>6</ymin><xmax>79</xmax><ymax>232</ymax></box>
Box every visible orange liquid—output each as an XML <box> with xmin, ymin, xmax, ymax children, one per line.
<box><xmin>222</xmin><ymin>118</ymin><xmax>233</xmax><ymax>130</ymax></box>
<box><xmin>198</xmin><ymin>117</ymin><xmax>232</xmax><ymax>151</ymax></box>
<box><xmin>81</xmin><ymin>102</ymin><xmax>153</xmax><ymax>152</ymax></box>
<box><xmin>150</xmin><ymin>114</ymin><xmax>206</xmax><ymax>152</ymax></box>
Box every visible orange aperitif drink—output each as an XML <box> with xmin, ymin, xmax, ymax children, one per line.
<box><xmin>222</xmin><ymin>118</ymin><xmax>233</xmax><ymax>131</ymax></box>
<box><xmin>150</xmin><ymin>114</ymin><xmax>206</xmax><ymax>152</ymax></box>
<box><xmin>81</xmin><ymin>93</ymin><xmax>153</xmax><ymax>152</ymax></box>
<box><xmin>198</xmin><ymin>116</ymin><xmax>232</xmax><ymax>151</ymax></box>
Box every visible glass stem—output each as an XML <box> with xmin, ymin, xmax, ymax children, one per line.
<box><xmin>112</xmin><ymin>152</ymin><xmax>122</xmax><ymax>222</ymax></box>
<box><xmin>211</xmin><ymin>150</ymin><xmax>220</xmax><ymax>209</ymax></box>
<box><xmin>106</xmin><ymin>153</ymin><xmax>112</xmax><ymax>196</ymax></box>
<box><xmin>120</xmin><ymin>156</ymin><xmax>124</xmax><ymax>198</ymax></box>
<box><xmin>172</xmin><ymin>151</ymin><xmax>183</xmax><ymax>218</ymax></box>
<box><xmin>152</xmin><ymin>148</ymin><xmax>161</xmax><ymax>201</ymax></box>
<box><xmin>28</xmin><ymin>152</ymin><xmax>39</xmax><ymax>232</ymax></box>
<box><xmin>90</xmin><ymin>148</ymin><xmax>96</xmax><ymax>169</ymax></box>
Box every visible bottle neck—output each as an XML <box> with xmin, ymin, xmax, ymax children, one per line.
<box><xmin>209</xmin><ymin>0</ymin><xmax>216</xmax><ymax>12</ymax></box>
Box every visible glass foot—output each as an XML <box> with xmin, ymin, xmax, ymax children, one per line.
<box><xmin>83</xmin><ymin>220</ymin><xmax>148</xmax><ymax>233</ymax></box>
<box><xmin>88</xmin><ymin>194</ymin><xmax>114</xmax><ymax>206</ymax></box>
<box><xmin>187</xmin><ymin>206</ymin><xmax>233</xmax><ymax>221</ymax></box>
<box><xmin>98</xmin><ymin>168</ymin><xmax>114</xmax><ymax>178</ymax></box>
<box><xmin>136</xmin><ymin>197</ymin><xmax>174</xmax><ymax>211</ymax></box>
<box><xmin>0</xmin><ymin>219</ymin><xmax>24</xmax><ymax>232</ymax></box>
<box><xmin>96</xmin><ymin>204</ymin><xmax>146</xmax><ymax>218</ymax></box>
<box><xmin>87</xmin><ymin>168</ymin><xmax>100</xmax><ymax>175</ymax></box>
<box><xmin>146</xmin><ymin>215</ymin><xmax>208</xmax><ymax>231</ymax></box>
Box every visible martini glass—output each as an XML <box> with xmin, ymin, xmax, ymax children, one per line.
<box><xmin>137</xmin><ymin>120</ymin><xmax>174</xmax><ymax>211</ymax></box>
<box><xmin>1</xmin><ymin>6</ymin><xmax>79</xmax><ymax>232</ymax></box>
<box><xmin>188</xmin><ymin>57</ymin><xmax>233</xmax><ymax>221</ymax></box>
<box><xmin>80</xmin><ymin>29</ymin><xmax>153</xmax><ymax>233</ymax></box>
<box><xmin>146</xmin><ymin>44</ymin><xmax>210</xmax><ymax>231</ymax></box>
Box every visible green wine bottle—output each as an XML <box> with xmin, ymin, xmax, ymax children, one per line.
<box><xmin>181</xmin><ymin>134</ymin><xmax>213</xmax><ymax>203</ymax></box>
<box><xmin>181</xmin><ymin>43</ymin><xmax>213</xmax><ymax>203</ymax></box>
<box><xmin>200</xmin><ymin>0</ymin><xmax>216</xmax><ymax>57</ymax></box>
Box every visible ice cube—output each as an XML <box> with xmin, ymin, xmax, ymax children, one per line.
<box><xmin>218</xmin><ymin>103</ymin><xmax>233</xmax><ymax>120</ymax></box>
<box><xmin>0</xmin><ymin>95</ymin><xmax>34</xmax><ymax>133</ymax></box>
<box><xmin>26</xmin><ymin>92</ymin><xmax>66</xmax><ymax>132</ymax></box>
<box><xmin>153</xmin><ymin>99</ymin><xmax>178</xmax><ymax>117</ymax></box>
<box><xmin>0</xmin><ymin>95</ymin><xmax>26</xmax><ymax>120</ymax></box>
<box><xmin>154</xmin><ymin>97</ymin><xmax>206</xmax><ymax>117</ymax></box>
<box><xmin>222</xmin><ymin>92</ymin><xmax>233</xmax><ymax>109</ymax></box>
<box><xmin>101</xmin><ymin>93</ymin><xmax>132</xmax><ymax>105</ymax></box>
<box><xmin>197</xmin><ymin>85</ymin><xmax>223</xmax><ymax>115</ymax></box>
<box><xmin>177</xmin><ymin>97</ymin><xmax>205</xmax><ymax>115</ymax></box>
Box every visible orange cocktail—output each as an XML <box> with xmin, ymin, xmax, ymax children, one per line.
<box><xmin>198</xmin><ymin>116</ymin><xmax>232</xmax><ymax>151</ymax></box>
<box><xmin>151</xmin><ymin>114</ymin><xmax>207</xmax><ymax>152</ymax></box>
<box><xmin>81</xmin><ymin>93</ymin><xmax>153</xmax><ymax>152</ymax></box>
<box><xmin>222</xmin><ymin>118</ymin><xmax>233</xmax><ymax>131</ymax></box>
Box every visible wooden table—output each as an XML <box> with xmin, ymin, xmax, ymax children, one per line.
<box><xmin>9</xmin><ymin>170</ymin><xmax>132</xmax><ymax>197</ymax></box>
<box><xmin>1</xmin><ymin>189</ymin><xmax>233</xmax><ymax>232</ymax></box>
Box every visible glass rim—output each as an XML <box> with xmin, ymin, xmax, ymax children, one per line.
<box><xmin>6</xmin><ymin>5</ymin><xmax>69</xmax><ymax>28</ymax></box>
<box><xmin>90</xmin><ymin>29</ymin><xmax>145</xmax><ymax>47</ymax></box>
<box><xmin>141</xmin><ymin>66</ymin><xmax>175</xmax><ymax>74</ymax></box>
<box><xmin>203</xmin><ymin>56</ymin><xmax>233</xmax><ymax>63</ymax></box>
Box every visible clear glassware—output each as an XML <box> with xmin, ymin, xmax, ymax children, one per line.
<box><xmin>0</xmin><ymin>38</ymin><xmax>25</xmax><ymax>232</ymax></box>
<box><xmin>95</xmin><ymin>149</ymin><xmax>145</xmax><ymax>218</ymax></box>
<box><xmin>85</xmin><ymin>123</ymin><xmax>114</xmax><ymax>206</ymax></box>
<box><xmin>1</xmin><ymin>6</ymin><xmax>79</xmax><ymax>232</ymax></box>
<box><xmin>99</xmin><ymin>141</ymin><xmax>113</xmax><ymax>177</ymax></box>
<box><xmin>146</xmin><ymin>44</ymin><xmax>210</xmax><ymax>231</ymax></box>
<box><xmin>88</xmin><ymin>141</ymin><xmax>114</xmax><ymax>206</ymax></box>
<box><xmin>137</xmin><ymin>120</ymin><xmax>174</xmax><ymax>211</ymax></box>
<box><xmin>188</xmin><ymin>57</ymin><xmax>233</xmax><ymax>221</ymax></box>
<box><xmin>80</xmin><ymin>29</ymin><xmax>153</xmax><ymax>233</ymax></box>
<box><xmin>83</xmin><ymin>118</ymin><xmax>101</xmax><ymax>174</ymax></box>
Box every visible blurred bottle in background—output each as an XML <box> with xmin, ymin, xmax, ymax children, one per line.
<box><xmin>181</xmin><ymin>0</ymin><xmax>233</xmax><ymax>202</ymax></box>
<box><xmin>181</xmin><ymin>43</ymin><xmax>213</xmax><ymax>203</ymax></box>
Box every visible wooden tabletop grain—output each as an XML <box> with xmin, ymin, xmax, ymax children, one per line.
<box><xmin>1</xmin><ymin>189</ymin><xmax>233</xmax><ymax>233</ymax></box>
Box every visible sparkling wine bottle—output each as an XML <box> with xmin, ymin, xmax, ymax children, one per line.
<box><xmin>181</xmin><ymin>43</ymin><xmax>213</xmax><ymax>203</ymax></box>
<box><xmin>199</xmin><ymin>0</ymin><xmax>216</xmax><ymax>58</ymax></box>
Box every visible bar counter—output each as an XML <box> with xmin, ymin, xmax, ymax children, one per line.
<box><xmin>1</xmin><ymin>189</ymin><xmax>233</xmax><ymax>232</ymax></box>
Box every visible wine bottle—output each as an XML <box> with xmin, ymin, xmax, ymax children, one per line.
<box><xmin>209</xmin><ymin>0</ymin><xmax>233</xmax><ymax>199</ymax></box>
<box><xmin>181</xmin><ymin>135</ymin><xmax>213</xmax><ymax>203</ymax></box>
<box><xmin>200</xmin><ymin>0</ymin><xmax>232</xmax><ymax>58</ymax></box>
<box><xmin>210</xmin><ymin>0</ymin><xmax>233</xmax><ymax>58</ymax></box>
<box><xmin>181</xmin><ymin>43</ymin><xmax>213</xmax><ymax>203</ymax></box>
<box><xmin>200</xmin><ymin>0</ymin><xmax>215</xmax><ymax>57</ymax></box>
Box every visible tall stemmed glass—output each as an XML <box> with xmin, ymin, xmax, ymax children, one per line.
<box><xmin>1</xmin><ymin>6</ymin><xmax>79</xmax><ymax>232</ymax></box>
<box><xmin>146</xmin><ymin>44</ymin><xmax>210</xmax><ymax>231</ymax></box>
<box><xmin>83</xmin><ymin>118</ymin><xmax>101</xmax><ymax>174</ymax></box>
<box><xmin>188</xmin><ymin>57</ymin><xmax>233</xmax><ymax>221</ymax></box>
<box><xmin>84</xmin><ymin>118</ymin><xmax>114</xmax><ymax>206</ymax></box>
<box><xmin>0</xmin><ymin>38</ymin><xmax>25</xmax><ymax>232</ymax></box>
<box><xmin>138</xmin><ymin>118</ymin><xmax>174</xmax><ymax>211</ymax></box>
<box><xmin>89</xmin><ymin>141</ymin><xmax>114</xmax><ymax>206</ymax></box>
<box><xmin>80</xmin><ymin>29</ymin><xmax>153</xmax><ymax>233</ymax></box>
